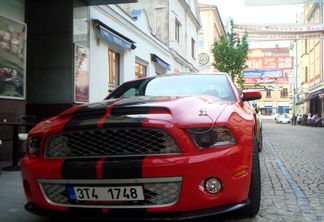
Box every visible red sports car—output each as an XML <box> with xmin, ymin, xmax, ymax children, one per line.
<box><xmin>22</xmin><ymin>73</ymin><xmax>261</xmax><ymax>220</ymax></box>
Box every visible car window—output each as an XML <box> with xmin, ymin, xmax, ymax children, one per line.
<box><xmin>108</xmin><ymin>74</ymin><xmax>236</xmax><ymax>102</ymax></box>
<box><xmin>120</xmin><ymin>88</ymin><xmax>139</xmax><ymax>98</ymax></box>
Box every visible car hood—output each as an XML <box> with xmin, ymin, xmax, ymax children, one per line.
<box><xmin>31</xmin><ymin>96</ymin><xmax>232</xmax><ymax>133</ymax></box>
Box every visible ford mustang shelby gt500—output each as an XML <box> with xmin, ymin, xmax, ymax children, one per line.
<box><xmin>22</xmin><ymin>73</ymin><xmax>262</xmax><ymax>220</ymax></box>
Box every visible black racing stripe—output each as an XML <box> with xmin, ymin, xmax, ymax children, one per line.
<box><xmin>102</xmin><ymin>156</ymin><xmax>144</xmax><ymax>179</ymax></box>
<box><xmin>61</xmin><ymin>158</ymin><xmax>99</xmax><ymax>179</ymax></box>
<box><xmin>102</xmin><ymin>115</ymin><xmax>145</xmax><ymax>128</ymax></box>
<box><xmin>64</xmin><ymin>117</ymin><xmax>103</xmax><ymax>130</ymax></box>
<box><xmin>108</xmin><ymin>208</ymin><xmax>147</xmax><ymax>216</ymax></box>
<box><xmin>63</xmin><ymin>105</ymin><xmax>106</xmax><ymax>131</ymax></box>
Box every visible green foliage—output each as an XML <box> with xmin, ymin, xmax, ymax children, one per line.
<box><xmin>211</xmin><ymin>21</ymin><xmax>249</xmax><ymax>90</ymax></box>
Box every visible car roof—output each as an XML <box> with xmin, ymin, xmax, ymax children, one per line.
<box><xmin>122</xmin><ymin>72</ymin><xmax>231</xmax><ymax>86</ymax></box>
<box><xmin>132</xmin><ymin>72</ymin><xmax>229</xmax><ymax>81</ymax></box>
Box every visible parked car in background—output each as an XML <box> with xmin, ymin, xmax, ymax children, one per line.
<box><xmin>273</xmin><ymin>113</ymin><xmax>279</xmax><ymax>121</ymax></box>
<box><xmin>22</xmin><ymin>73</ymin><xmax>262</xmax><ymax>220</ymax></box>
<box><xmin>275</xmin><ymin>113</ymin><xmax>291</xmax><ymax>124</ymax></box>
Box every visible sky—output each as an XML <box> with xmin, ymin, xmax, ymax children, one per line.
<box><xmin>198</xmin><ymin>0</ymin><xmax>304</xmax><ymax>48</ymax></box>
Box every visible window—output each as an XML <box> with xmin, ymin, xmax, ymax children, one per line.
<box><xmin>191</xmin><ymin>38</ymin><xmax>195</xmax><ymax>59</ymax></box>
<box><xmin>266</xmin><ymin>90</ymin><xmax>271</xmax><ymax>98</ymax></box>
<box><xmin>135</xmin><ymin>62</ymin><xmax>146</xmax><ymax>79</ymax></box>
<box><xmin>108</xmin><ymin>50</ymin><xmax>120</xmax><ymax>90</ymax></box>
<box><xmin>280</xmin><ymin>88</ymin><xmax>288</xmax><ymax>98</ymax></box>
<box><xmin>175</xmin><ymin>19</ymin><xmax>180</xmax><ymax>42</ymax></box>
<box><xmin>198</xmin><ymin>33</ymin><xmax>204</xmax><ymax>49</ymax></box>
<box><xmin>305</xmin><ymin>66</ymin><xmax>308</xmax><ymax>82</ymax></box>
<box><xmin>213</xmin><ymin>23</ymin><xmax>218</xmax><ymax>42</ymax></box>
<box><xmin>304</xmin><ymin>39</ymin><xmax>308</xmax><ymax>54</ymax></box>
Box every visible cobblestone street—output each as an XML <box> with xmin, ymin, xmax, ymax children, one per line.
<box><xmin>228</xmin><ymin>120</ymin><xmax>324</xmax><ymax>222</ymax></box>
<box><xmin>256</xmin><ymin>120</ymin><xmax>324</xmax><ymax>222</ymax></box>
<box><xmin>0</xmin><ymin>120</ymin><xmax>323</xmax><ymax>222</ymax></box>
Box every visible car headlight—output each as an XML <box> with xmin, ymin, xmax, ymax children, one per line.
<box><xmin>46</xmin><ymin>135</ymin><xmax>71</xmax><ymax>158</ymax></box>
<box><xmin>187</xmin><ymin>127</ymin><xmax>236</xmax><ymax>149</ymax></box>
<box><xmin>27</xmin><ymin>137</ymin><xmax>41</xmax><ymax>154</ymax></box>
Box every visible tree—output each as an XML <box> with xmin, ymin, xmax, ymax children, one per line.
<box><xmin>211</xmin><ymin>21</ymin><xmax>249</xmax><ymax>90</ymax></box>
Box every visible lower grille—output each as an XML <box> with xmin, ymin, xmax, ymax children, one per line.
<box><xmin>39</xmin><ymin>178</ymin><xmax>181</xmax><ymax>208</ymax></box>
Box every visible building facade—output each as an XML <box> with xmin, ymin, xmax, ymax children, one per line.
<box><xmin>197</xmin><ymin>3</ymin><xmax>225</xmax><ymax>71</ymax></box>
<box><xmin>243</xmin><ymin>48</ymin><xmax>293</xmax><ymax>116</ymax></box>
<box><xmin>0</xmin><ymin>0</ymin><xmax>201</xmax><ymax>162</ymax></box>
<box><xmin>88</xmin><ymin>5</ymin><xmax>174</xmax><ymax>101</ymax></box>
<box><xmin>119</xmin><ymin>0</ymin><xmax>201</xmax><ymax>72</ymax></box>
<box><xmin>298</xmin><ymin>2</ymin><xmax>324</xmax><ymax>117</ymax></box>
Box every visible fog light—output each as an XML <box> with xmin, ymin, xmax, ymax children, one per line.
<box><xmin>204</xmin><ymin>177</ymin><xmax>222</xmax><ymax>194</ymax></box>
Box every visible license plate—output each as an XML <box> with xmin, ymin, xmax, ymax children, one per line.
<box><xmin>67</xmin><ymin>186</ymin><xmax>144</xmax><ymax>201</ymax></box>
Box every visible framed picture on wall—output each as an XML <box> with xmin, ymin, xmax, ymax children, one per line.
<box><xmin>74</xmin><ymin>43</ymin><xmax>89</xmax><ymax>103</ymax></box>
<box><xmin>0</xmin><ymin>14</ymin><xmax>26</xmax><ymax>99</ymax></box>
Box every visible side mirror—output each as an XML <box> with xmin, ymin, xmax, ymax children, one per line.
<box><xmin>241</xmin><ymin>90</ymin><xmax>262</xmax><ymax>101</ymax></box>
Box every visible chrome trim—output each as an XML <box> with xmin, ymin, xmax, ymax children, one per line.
<box><xmin>38</xmin><ymin>177</ymin><xmax>182</xmax><ymax>184</ymax></box>
<box><xmin>38</xmin><ymin>177</ymin><xmax>182</xmax><ymax>209</ymax></box>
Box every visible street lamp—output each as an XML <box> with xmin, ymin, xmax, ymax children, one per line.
<box><xmin>288</xmin><ymin>39</ymin><xmax>298</xmax><ymax>125</ymax></box>
<box><xmin>293</xmin><ymin>40</ymin><xmax>298</xmax><ymax>119</ymax></box>
<box><xmin>289</xmin><ymin>39</ymin><xmax>298</xmax><ymax>124</ymax></box>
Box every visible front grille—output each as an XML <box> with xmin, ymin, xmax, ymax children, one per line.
<box><xmin>39</xmin><ymin>178</ymin><xmax>181</xmax><ymax>208</ymax></box>
<box><xmin>45</xmin><ymin>128</ymin><xmax>180</xmax><ymax>158</ymax></box>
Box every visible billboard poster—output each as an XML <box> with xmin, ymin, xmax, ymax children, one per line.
<box><xmin>237</xmin><ymin>32</ymin><xmax>324</xmax><ymax>41</ymax></box>
<box><xmin>233</xmin><ymin>23</ymin><xmax>324</xmax><ymax>33</ymax></box>
<box><xmin>247</xmin><ymin>56</ymin><xmax>293</xmax><ymax>70</ymax></box>
<box><xmin>74</xmin><ymin>44</ymin><xmax>89</xmax><ymax>103</ymax></box>
<box><xmin>0</xmin><ymin>14</ymin><xmax>26</xmax><ymax>99</ymax></box>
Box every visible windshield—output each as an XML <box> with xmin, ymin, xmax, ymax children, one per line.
<box><xmin>108</xmin><ymin>74</ymin><xmax>236</xmax><ymax>101</ymax></box>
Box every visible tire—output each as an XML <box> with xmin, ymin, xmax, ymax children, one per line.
<box><xmin>240</xmin><ymin>138</ymin><xmax>261</xmax><ymax>217</ymax></box>
<box><xmin>257</xmin><ymin>128</ymin><xmax>263</xmax><ymax>152</ymax></box>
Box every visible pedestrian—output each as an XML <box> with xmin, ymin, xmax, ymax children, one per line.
<box><xmin>296</xmin><ymin>114</ymin><xmax>301</xmax><ymax>125</ymax></box>
<box><xmin>307</xmin><ymin>113</ymin><xmax>312</xmax><ymax>125</ymax></box>
<box><xmin>291</xmin><ymin>114</ymin><xmax>297</xmax><ymax>126</ymax></box>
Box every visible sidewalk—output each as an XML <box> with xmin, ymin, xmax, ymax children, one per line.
<box><xmin>0</xmin><ymin>170</ymin><xmax>42</xmax><ymax>222</ymax></box>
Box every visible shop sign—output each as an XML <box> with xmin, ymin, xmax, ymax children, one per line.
<box><xmin>243</xmin><ymin>77</ymin><xmax>288</xmax><ymax>84</ymax></box>
<box><xmin>264</xmin><ymin>85</ymin><xmax>285</xmax><ymax>91</ymax></box>
<box><xmin>0</xmin><ymin>14</ymin><xmax>26</xmax><ymax>99</ymax></box>
<box><xmin>264</xmin><ymin>102</ymin><xmax>273</xmax><ymax>107</ymax></box>
<box><xmin>243</xmin><ymin>69</ymin><xmax>283</xmax><ymax>78</ymax></box>
<box><xmin>278</xmin><ymin>101</ymin><xmax>290</xmax><ymax>106</ymax></box>
<box><xmin>243</xmin><ymin>85</ymin><xmax>265</xmax><ymax>90</ymax></box>
<box><xmin>74</xmin><ymin>44</ymin><xmax>89</xmax><ymax>103</ymax></box>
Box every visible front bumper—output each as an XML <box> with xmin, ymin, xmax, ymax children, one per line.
<box><xmin>25</xmin><ymin>200</ymin><xmax>249</xmax><ymax>220</ymax></box>
<box><xmin>21</xmin><ymin>143</ymin><xmax>252</xmax><ymax>215</ymax></box>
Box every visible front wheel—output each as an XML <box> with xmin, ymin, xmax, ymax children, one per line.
<box><xmin>240</xmin><ymin>138</ymin><xmax>261</xmax><ymax>217</ymax></box>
